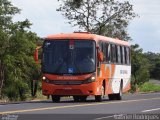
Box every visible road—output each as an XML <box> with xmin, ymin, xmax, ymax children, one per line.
<box><xmin>0</xmin><ymin>93</ymin><xmax>160</xmax><ymax>120</ymax></box>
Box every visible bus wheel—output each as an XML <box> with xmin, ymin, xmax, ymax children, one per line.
<box><xmin>115</xmin><ymin>84</ymin><xmax>122</xmax><ymax>100</ymax></box>
<box><xmin>51</xmin><ymin>95</ymin><xmax>60</xmax><ymax>103</ymax></box>
<box><xmin>108</xmin><ymin>94</ymin><xmax>115</xmax><ymax>100</ymax></box>
<box><xmin>108</xmin><ymin>82</ymin><xmax>123</xmax><ymax>100</ymax></box>
<box><xmin>95</xmin><ymin>85</ymin><xmax>104</xmax><ymax>102</ymax></box>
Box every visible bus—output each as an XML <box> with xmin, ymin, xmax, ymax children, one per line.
<box><xmin>34</xmin><ymin>32</ymin><xmax>131</xmax><ymax>102</ymax></box>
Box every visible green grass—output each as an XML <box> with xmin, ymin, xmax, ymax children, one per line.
<box><xmin>25</xmin><ymin>90</ymin><xmax>48</xmax><ymax>101</ymax></box>
<box><xmin>140</xmin><ymin>82</ymin><xmax>160</xmax><ymax>92</ymax></box>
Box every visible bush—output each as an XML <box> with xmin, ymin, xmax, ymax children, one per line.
<box><xmin>140</xmin><ymin>82</ymin><xmax>160</xmax><ymax>92</ymax></box>
<box><xmin>4</xmin><ymin>86</ymin><xmax>19</xmax><ymax>101</ymax></box>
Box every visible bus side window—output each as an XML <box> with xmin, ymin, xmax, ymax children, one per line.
<box><xmin>111</xmin><ymin>44</ymin><xmax>116</xmax><ymax>63</ymax></box>
<box><xmin>103</xmin><ymin>42</ymin><xmax>106</xmax><ymax>62</ymax></box>
<box><xmin>117</xmin><ymin>45</ymin><xmax>121</xmax><ymax>64</ymax></box>
<box><xmin>100</xmin><ymin>41</ymin><xmax>103</xmax><ymax>53</ymax></box>
<box><xmin>128</xmin><ymin>47</ymin><xmax>131</xmax><ymax>64</ymax></box>
<box><xmin>126</xmin><ymin>47</ymin><xmax>130</xmax><ymax>65</ymax></box>
<box><xmin>115</xmin><ymin>45</ymin><xmax>118</xmax><ymax>63</ymax></box>
<box><xmin>100</xmin><ymin>41</ymin><xmax>106</xmax><ymax>62</ymax></box>
<box><xmin>124</xmin><ymin>47</ymin><xmax>127</xmax><ymax>64</ymax></box>
<box><xmin>106</xmin><ymin>43</ymin><xmax>111</xmax><ymax>63</ymax></box>
<box><xmin>122</xmin><ymin>46</ymin><xmax>125</xmax><ymax>64</ymax></box>
<box><xmin>120</xmin><ymin>46</ymin><xmax>123</xmax><ymax>64</ymax></box>
<box><xmin>97</xmin><ymin>41</ymin><xmax>103</xmax><ymax>66</ymax></box>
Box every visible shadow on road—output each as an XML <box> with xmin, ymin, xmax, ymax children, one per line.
<box><xmin>0</xmin><ymin>97</ymin><xmax>116</xmax><ymax>105</ymax></box>
<box><xmin>40</xmin><ymin>97</ymin><xmax>110</xmax><ymax>104</ymax></box>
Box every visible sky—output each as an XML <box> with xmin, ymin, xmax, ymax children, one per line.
<box><xmin>11</xmin><ymin>0</ymin><xmax>160</xmax><ymax>53</ymax></box>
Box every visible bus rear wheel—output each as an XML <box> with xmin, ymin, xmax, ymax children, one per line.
<box><xmin>51</xmin><ymin>95</ymin><xmax>60</xmax><ymax>103</ymax></box>
<box><xmin>108</xmin><ymin>82</ymin><xmax>123</xmax><ymax>100</ymax></box>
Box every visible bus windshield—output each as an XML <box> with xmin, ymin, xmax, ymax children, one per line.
<box><xmin>42</xmin><ymin>40</ymin><xmax>96</xmax><ymax>75</ymax></box>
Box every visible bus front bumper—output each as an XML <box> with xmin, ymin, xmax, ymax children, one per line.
<box><xmin>42</xmin><ymin>81</ymin><xmax>100</xmax><ymax>96</ymax></box>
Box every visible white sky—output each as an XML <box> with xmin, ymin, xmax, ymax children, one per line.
<box><xmin>11</xmin><ymin>0</ymin><xmax>160</xmax><ymax>53</ymax></box>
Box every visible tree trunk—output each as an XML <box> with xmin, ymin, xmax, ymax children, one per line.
<box><xmin>0</xmin><ymin>59</ymin><xmax>5</xmax><ymax>98</ymax></box>
<box><xmin>133</xmin><ymin>73</ymin><xmax>139</xmax><ymax>93</ymax></box>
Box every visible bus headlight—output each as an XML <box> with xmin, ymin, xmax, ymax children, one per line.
<box><xmin>42</xmin><ymin>76</ymin><xmax>49</xmax><ymax>83</ymax></box>
<box><xmin>83</xmin><ymin>76</ymin><xmax>96</xmax><ymax>84</ymax></box>
<box><xmin>42</xmin><ymin>76</ymin><xmax>46</xmax><ymax>80</ymax></box>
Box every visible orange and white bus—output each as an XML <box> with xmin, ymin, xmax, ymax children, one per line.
<box><xmin>34</xmin><ymin>32</ymin><xmax>131</xmax><ymax>102</ymax></box>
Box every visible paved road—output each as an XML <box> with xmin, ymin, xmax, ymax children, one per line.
<box><xmin>0</xmin><ymin>93</ymin><xmax>160</xmax><ymax>120</ymax></box>
<box><xmin>150</xmin><ymin>79</ymin><xmax>160</xmax><ymax>85</ymax></box>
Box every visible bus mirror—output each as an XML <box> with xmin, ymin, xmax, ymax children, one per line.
<box><xmin>98</xmin><ymin>51</ymin><xmax>104</xmax><ymax>62</ymax></box>
<box><xmin>34</xmin><ymin>46</ymin><xmax>41</xmax><ymax>64</ymax></box>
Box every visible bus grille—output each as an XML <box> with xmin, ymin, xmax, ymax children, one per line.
<box><xmin>48</xmin><ymin>80</ymin><xmax>83</xmax><ymax>85</ymax></box>
<box><xmin>53</xmin><ymin>89</ymin><xmax>83</xmax><ymax>95</ymax></box>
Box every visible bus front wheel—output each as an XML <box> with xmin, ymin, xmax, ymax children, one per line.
<box><xmin>51</xmin><ymin>95</ymin><xmax>60</xmax><ymax>103</ymax></box>
<box><xmin>108</xmin><ymin>82</ymin><xmax>123</xmax><ymax>100</ymax></box>
<box><xmin>95</xmin><ymin>85</ymin><xmax>104</xmax><ymax>102</ymax></box>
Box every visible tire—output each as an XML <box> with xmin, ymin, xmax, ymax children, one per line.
<box><xmin>108</xmin><ymin>94</ymin><xmax>115</xmax><ymax>100</ymax></box>
<box><xmin>51</xmin><ymin>95</ymin><xmax>60</xmax><ymax>103</ymax></box>
<box><xmin>116</xmin><ymin>85</ymin><xmax>122</xmax><ymax>100</ymax></box>
<box><xmin>95</xmin><ymin>85</ymin><xmax>104</xmax><ymax>102</ymax></box>
<box><xmin>108</xmin><ymin>82</ymin><xmax>123</xmax><ymax>100</ymax></box>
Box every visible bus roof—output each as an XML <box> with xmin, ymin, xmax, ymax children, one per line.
<box><xmin>46</xmin><ymin>32</ymin><xmax>129</xmax><ymax>46</ymax></box>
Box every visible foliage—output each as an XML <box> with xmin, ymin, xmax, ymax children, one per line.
<box><xmin>57</xmin><ymin>0</ymin><xmax>137</xmax><ymax>40</ymax></box>
<box><xmin>143</xmin><ymin>52</ymin><xmax>160</xmax><ymax>80</ymax></box>
<box><xmin>139</xmin><ymin>82</ymin><xmax>160</xmax><ymax>92</ymax></box>
<box><xmin>0</xmin><ymin>0</ymin><xmax>41</xmax><ymax>101</ymax></box>
<box><xmin>131</xmin><ymin>44</ymin><xmax>150</xmax><ymax>92</ymax></box>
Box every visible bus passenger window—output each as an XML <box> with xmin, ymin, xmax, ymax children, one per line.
<box><xmin>103</xmin><ymin>42</ymin><xmax>106</xmax><ymax>62</ymax></box>
<box><xmin>120</xmin><ymin>46</ymin><xmax>123</xmax><ymax>64</ymax></box>
<box><xmin>126</xmin><ymin>47</ymin><xmax>130</xmax><ymax>65</ymax></box>
<box><xmin>111</xmin><ymin>44</ymin><xmax>116</xmax><ymax>63</ymax></box>
<box><xmin>122</xmin><ymin>46</ymin><xmax>125</xmax><ymax>64</ymax></box>
<box><xmin>106</xmin><ymin>43</ymin><xmax>111</xmax><ymax>63</ymax></box>
<box><xmin>117</xmin><ymin>45</ymin><xmax>121</xmax><ymax>64</ymax></box>
<box><xmin>115</xmin><ymin>45</ymin><xmax>118</xmax><ymax>63</ymax></box>
<box><xmin>124</xmin><ymin>47</ymin><xmax>127</xmax><ymax>64</ymax></box>
<box><xmin>128</xmin><ymin>48</ymin><xmax>131</xmax><ymax>64</ymax></box>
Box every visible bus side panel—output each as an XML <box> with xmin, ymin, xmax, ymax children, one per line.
<box><xmin>98</xmin><ymin>64</ymin><xmax>131</xmax><ymax>95</ymax></box>
<box><xmin>111</xmin><ymin>65</ymin><xmax>131</xmax><ymax>94</ymax></box>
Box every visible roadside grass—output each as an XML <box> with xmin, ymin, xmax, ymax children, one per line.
<box><xmin>35</xmin><ymin>90</ymin><xmax>48</xmax><ymax>100</ymax></box>
<box><xmin>26</xmin><ymin>90</ymin><xmax>48</xmax><ymax>101</ymax></box>
<box><xmin>0</xmin><ymin>90</ymin><xmax>48</xmax><ymax>103</ymax></box>
<box><xmin>139</xmin><ymin>82</ymin><xmax>160</xmax><ymax>93</ymax></box>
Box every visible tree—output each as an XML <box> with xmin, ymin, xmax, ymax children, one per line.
<box><xmin>0</xmin><ymin>0</ymin><xmax>20</xmax><ymax>98</ymax></box>
<box><xmin>144</xmin><ymin>52</ymin><xmax>160</xmax><ymax>80</ymax></box>
<box><xmin>0</xmin><ymin>0</ymin><xmax>40</xmax><ymax>100</ymax></box>
<box><xmin>57</xmin><ymin>0</ymin><xmax>137</xmax><ymax>40</ymax></box>
<box><xmin>131</xmin><ymin>44</ymin><xmax>150</xmax><ymax>92</ymax></box>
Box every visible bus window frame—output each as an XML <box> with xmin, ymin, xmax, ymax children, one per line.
<box><xmin>97</xmin><ymin>40</ymin><xmax>131</xmax><ymax>66</ymax></box>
